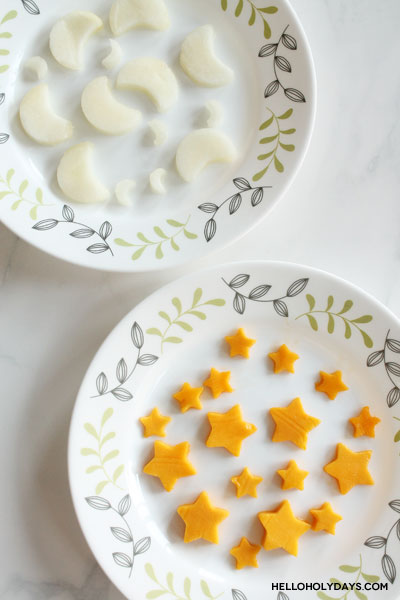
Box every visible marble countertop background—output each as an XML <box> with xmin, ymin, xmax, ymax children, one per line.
<box><xmin>1</xmin><ymin>0</ymin><xmax>400</xmax><ymax>598</ymax></box>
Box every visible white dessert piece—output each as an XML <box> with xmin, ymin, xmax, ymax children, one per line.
<box><xmin>57</xmin><ymin>142</ymin><xmax>110</xmax><ymax>204</ymax></box>
<box><xmin>117</xmin><ymin>58</ymin><xmax>178</xmax><ymax>112</ymax></box>
<box><xmin>115</xmin><ymin>179</ymin><xmax>136</xmax><ymax>206</ymax></box>
<box><xmin>109</xmin><ymin>0</ymin><xmax>170</xmax><ymax>36</ymax></box>
<box><xmin>205</xmin><ymin>100</ymin><xmax>223</xmax><ymax>128</ymax></box>
<box><xmin>148</xmin><ymin>119</ymin><xmax>167</xmax><ymax>146</ymax></box>
<box><xmin>19</xmin><ymin>84</ymin><xmax>73</xmax><ymax>146</ymax></box>
<box><xmin>49</xmin><ymin>11</ymin><xmax>103</xmax><ymax>71</ymax></box>
<box><xmin>102</xmin><ymin>39</ymin><xmax>123</xmax><ymax>70</ymax></box>
<box><xmin>176</xmin><ymin>129</ymin><xmax>236</xmax><ymax>183</ymax></box>
<box><xmin>149</xmin><ymin>168</ymin><xmax>167</xmax><ymax>194</ymax></box>
<box><xmin>180</xmin><ymin>25</ymin><xmax>234</xmax><ymax>88</ymax></box>
<box><xmin>81</xmin><ymin>76</ymin><xmax>141</xmax><ymax>136</ymax></box>
<box><xmin>25</xmin><ymin>56</ymin><xmax>48</xmax><ymax>81</ymax></box>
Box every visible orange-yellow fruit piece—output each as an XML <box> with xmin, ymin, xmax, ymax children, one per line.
<box><xmin>143</xmin><ymin>440</ymin><xmax>196</xmax><ymax>491</ymax></box>
<box><xmin>309</xmin><ymin>502</ymin><xmax>342</xmax><ymax>535</ymax></box>
<box><xmin>230</xmin><ymin>537</ymin><xmax>261</xmax><ymax>569</ymax></box>
<box><xmin>277</xmin><ymin>460</ymin><xmax>308</xmax><ymax>491</ymax></box>
<box><xmin>206</xmin><ymin>404</ymin><xmax>257</xmax><ymax>456</ymax></box>
<box><xmin>173</xmin><ymin>382</ymin><xmax>203</xmax><ymax>413</ymax></box>
<box><xmin>268</xmin><ymin>344</ymin><xmax>299</xmax><ymax>374</ymax></box>
<box><xmin>349</xmin><ymin>406</ymin><xmax>381</xmax><ymax>438</ymax></box>
<box><xmin>323</xmin><ymin>442</ymin><xmax>374</xmax><ymax>494</ymax></box>
<box><xmin>225</xmin><ymin>327</ymin><xmax>256</xmax><ymax>358</ymax></box>
<box><xmin>203</xmin><ymin>367</ymin><xmax>233</xmax><ymax>398</ymax></box>
<box><xmin>270</xmin><ymin>397</ymin><xmax>321</xmax><ymax>450</ymax></box>
<box><xmin>231</xmin><ymin>467</ymin><xmax>263</xmax><ymax>498</ymax></box>
<box><xmin>315</xmin><ymin>370</ymin><xmax>348</xmax><ymax>400</ymax></box>
<box><xmin>177</xmin><ymin>491</ymin><xmax>229</xmax><ymax>543</ymax></box>
<box><xmin>258</xmin><ymin>500</ymin><xmax>310</xmax><ymax>556</ymax></box>
<box><xmin>139</xmin><ymin>407</ymin><xmax>171</xmax><ymax>437</ymax></box>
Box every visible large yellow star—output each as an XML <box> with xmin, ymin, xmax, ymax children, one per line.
<box><xmin>323</xmin><ymin>443</ymin><xmax>374</xmax><ymax>494</ymax></box>
<box><xmin>206</xmin><ymin>404</ymin><xmax>257</xmax><ymax>456</ymax></box>
<box><xmin>277</xmin><ymin>460</ymin><xmax>308</xmax><ymax>491</ymax></box>
<box><xmin>177</xmin><ymin>491</ymin><xmax>229</xmax><ymax>543</ymax></box>
<box><xmin>143</xmin><ymin>441</ymin><xmax>196</xmax><ymax>491</ymax></box>
<box><xmin>270</xmin><ymin>397</ymin><xmax>321</xmax><ymax>450</ymax></box>
<box><xmin>310</xmin><ymin>502</ymin><xmax>342</xmax><ymax>535</ymax></box>
<box><xmin>203</xmin><ymin>368</ymin><xmax>233</xmax><ymax>398</ymax></box>
<box><xmin>349</xmin><ymin>406</ymin><xmax>381</xmax><ymax>438</ymax></box>
<box><xmin>315</xmin><ymin>370</ymin><xmax>348</xmax><ymax>400</ymax></box>
<box><xmin>258</xmin><ymin>500</ymin><xmax>310</xmax><ymax>556</ymax></box>
<box><xmin>268</xmin><ymin>344</ymin><xmax>299</xmax><ymax>374</ymax></box>
<box><xmin>173</xmin><ymin>382</ymin><xmax>203</xmax><ymax>413</ymax></box>
<box><xmin>225</xmin><ymin>328</ymin><xmax>256</xmax><ymax>358</ymax></box>
<box><xmin>139</xmin><ymin>407</ymin><xmax>171</xmax><ymax>438</ymax></box>
<box><xmin>231</xmin><ymin>467</ymin><xmax>263</xmax><ymax>498</ymax></box>
<box><xmin>230</xmin><ymin>537</ymin><xmax>261</xmax><ymax>569</ymax></box>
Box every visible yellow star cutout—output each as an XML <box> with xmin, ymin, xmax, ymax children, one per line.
<box><xmin>258</xmin><ymin>500</ymin><xmax>310</xmax><ymax>556</ymax></box>
<box><xmin>231</xmin><ymin>467</ymin><xmax>263</xmax><ymax>498</ymax></box>
<box><xmin>143</xmin><ymin>440</ymin><xmax>196</xmax><ymax>491</ymax></box>
<box><xmin>270</xmin><ymin>397</ymin><xmax>321</xmax><ymax>450</ymax></box>
<box><xmin>310</xmin><ymin>502</ymin><xmax>342</xmax><ymax>535</ymax></box>
<box><xmin>230</xmin><ymin>537</ymin><xmax>261</xmax><ymax>569</ymax></box>
<box><xmin>139</xmin><ymin>407</ymin><xmax>171</xmax><ymax>438</ymax></box>
<box><xmin>268</xmin><ymin>344</ymin><xmax>299</xmax><ymax>374</ymax></box>
<box><xmin>173</xmin><ymin>382</ymin><xmax>203</xmax><ymax>413</ymax></box>
<box><xmin>225</xmin><ymin>328</ymin><xmax>256</xmax><ymax>358</ymax></box>
<box><xmin>277</xmin><ymin>460</ymin><xmax>308</xmax><ymax>491</ymax></box>
<box><xmin>203</xmin><ymin>368</ymin><xmax>233</xmax><ymax>399</ymax></box>
<box><xmin>349</xmin><ymin>406</ymin><xmax>381</xmax><ymax>438</ymax></box>
<box><xmin>315</xmin><ymin>370</ymin><xmax>348</xmax><ymax>400</ymax></box>
<box><xmin>206</xmin><ymin>404</ymin><xmax>257</xmax><ymax>456</ymax></box>
<box><xmin>177</xmin><ymin>491</ymin><xmax>229</xmax><ymax>543</ymax></box>
<box><xmin>323</xmin><ymin>443</ymin><xmax>374</xmax><ymax>494</ymax></box>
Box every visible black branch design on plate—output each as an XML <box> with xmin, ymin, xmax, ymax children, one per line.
<box><xmin>21</xmin><ymin>0</ymin><xmax>40</xmax><ymax>15</ymax></box>
<box><xmin>85</xmin><ymin>493</ymin><xmax>151</xmax><ymax>579</ymax></box>
<box><xmin>367</xmin><ymin>330</ymin><xmax>400</xmax><ymax>407</ymax></box>
<box><xmin>232</xmin><ymin>590</ymin><xmax>289</xmax><ymax>600</ymax></box>
<box><xmin>222</xmin><ymin>273</ymin><xmax>308</xmax><ymax>316</ymax></box>
<box><xmin>364</xmin><ymin>500</ymin><xmax>400</xmax><ymax>584</ymax></box>
<box><xmin>32</xmin><ymin>205</ymin><xmax>114</xmax><ymax>256</ymax></box>
<box><xmin>198</xmin><ymin>178</ymin><xmax>271</xmax><ymax>242</ymax></box>
<box><xmin>259</xmin><ymin>25</ymin><xmax>306</xmax><ymax>102</ymax></box>
<box><xmin>92</xmin><ymin>322</ymin><xmax>158</xmax><ymax>402</ymax></box>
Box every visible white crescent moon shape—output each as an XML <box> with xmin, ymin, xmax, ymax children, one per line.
<box><xmin>49</xmin><ymin>11</ymin><xmax>103</xmax><ymax>71</ymax></box>
<box><xmin>176</xmin><ymin>129</ymin><xmax>236</xmax><ymax>183</ymax></box>
<box><xmin>149</xmin><ymin>168</ymin><xmax>167</xmax><ymax>194</ymax></box>
<box><xmin>57</xmin><ymin>142</ymin><xmax>110</xmax><ymax>204</ymax></box>
<box><xmin>109</xmin><ymin>0</ymin><xmax>170</xmax><ymax>36</ymax></box>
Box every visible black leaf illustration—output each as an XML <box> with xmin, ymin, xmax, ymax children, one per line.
<box><xmin>99</xmin><ymin>221</ymin><xmax>112</xmax><ymax>240</ymax></box>
<box><xmin>113</xmin><ymin>552</ymin><xmax>133</xmax><ymax>569</ymax></box>
<box><xmin>118</xmin><ymin>494</ymin><xmax>131</xmax><ymax>516</ymax></box>
<box><xmin>131</xmin><ymin>322</ymin><xmax>144</xmax><ymax>349</ymax></box>
<box><xmin>198</xmin><ymin>203</ymin><xmax>218</xmax><ymax>213</ymax></box>
<box><xmin>33</xmin><ymin>219</ymin><xmax>58</xmax><ymax>231</ymax></box>
<box><xmin>233</xmin><ymin>177</ymin><xmax>251</xmax><ymax>191</ymax></box>
<box><xmin>367</xmin><ymin>350</ymin><xmax>384</xmax><ymax>367</ymax></box>
<box><xmin>281</xmin><ymin>33</ymin><xmax>297</xmax><ymax>50</ymax></box>
<box><xmin>389</xmin><ymin>500</ymin><xmax>400</xmax><ymax>513</ymax></box>
<box><xmin>0</xmin><ymin>93</ymin><xmax>5</xmax><ymax>105</ymax></box>
<box><xmin>251</xmin><ymin>187</ymin><xmax>264</xmax><ymax>206</ymax></box>
<box><xmin>382</xmin><ymin>554</ymin><xmax>396</xmax><ymax>584</ymax></box>
<box><xmin>232</xmin><ymin>590</ymin><xmax>247</xmax><ymax>600</ymax></box>
<box><xmin>21</xmin><ymin>0</ymin><xmax>40</xmax><ymax>15</ymax></box>
<box><xmin>273</xmin><ymin>299</ymin><xmax>289</xmax><ymax>317</ymax></box>
<box><xmin>287</xmin><ymin>278</ymin><xmax>309</xmax><ymax>297</ymax></box>
<box><xmin>87</xmin><ymin>243</ymin><xmax>109</xmax><ymax>254</ymax></box>
<box><xmin>387</xmin><ymin>339</ymin><xmax>400</xmax><ymax>353</ymax></box>
<box><xmin>62</xmin><ymin>205</ymin><xmax>74</xmax><ymax>222</ymax></box>
<box><xmin>111</xmin><ymin>527</ymin><xmax>133</xmax><ymax>543</ymax></box>
<box><xmin>137</xmin><ymin>354</ymin><xmax>158</xmax><ymax>366</ymax></box>
<box><xmin>229</xmin><ymin>274</ymin><xmax>250</xmax><ymax>289</ymax></box>
<box><xmin>396</xmin><ymin>520</ymin><xmax>400</xmax><ymax>541</ymax></box>
<box><xmin>0</xmin><ymin>133</ymin><xmax>9</xmax><ymax>144</ymax></box>
<box><xmin>204</xmin><ymin>218</ymin><xmax>217</xmax><ymax>242</ymax></box>
<box><xmin>387</xmin><ymin>387</ymin><xmax>400</xmax><ymax>407</ymax></box>
<box><xmin>258</xmin><ymin>43</ymin><xmax>277</xmax><ymax>57</ymax></box>
<box><xmin>85</xmin><ymin>496</ymin><xmax>111</xmax><ymax>510</ymax></box>
<box><xmin>284</xmin><ymin>87</ymin><xmax>306</xmax><ymax>102</ymax></box>
<box><xmin>96</xmin><ymin>372</ymin><xmax>108</xmax><ymax>395</ymax></box>
<box><xmin>249</xmin><ymin>285</ymin><xmax>271</xmax><ymax>299</ymax></box>
<box><xmin>233</xmin><ymin>293</ymin><xmax>246</xmax><ymax>315</ymax></box>
<box><xmin>364</xmin><ymin>536</ymin><xmax>386</xmax><ymax>549</ymax></box>
<box><xmin>277</xmin><ymin>593</ymin><xmax>290</xmax><ymax>600</ymax></box>
<box><xmin>264</xmin><ymin>80</ymin><xmax>279</xmax><ymax>98</ymax></box>
<box><xmin>386</xmin><ymin>363</ymin><xmax>400</xmax><ymax>377</ymax></box>
<box><xmin>134</xmin><ymin>536</ymin><xmax>151</xmax><ymax>555</ymax></box>
<box><xmin>70</xmin><ymin>228</ymin><xmax>95</xmax><ymax>239</ymax></box>
<box><xmin>229</xmin><ymin>193</ymin><xmax>242</xmax><ymax>215</ymax></box>
<box><xmin>275</xmin><ymin>55</ymin><xmax>291</xmax><ymax>72</ymax></box>
<box><xmin>112</xmin><ymin>388</ymin><xmax>133</xmax><ymax>401</ymax></box>
<box><xmin>116</xmin><ymin>358</ymin><xmax>128</xmax><ymax>384</ymax></box>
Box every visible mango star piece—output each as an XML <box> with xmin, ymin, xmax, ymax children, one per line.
<box><xmin>323</xmin><ymin>443</ymin><xmax>374</xmax><ymax>494</ymax></box>
<box><xmin>177</xmin><ymin>491</ymin><xmax>229</xmax><ymax>543</ymax></box>
<box><xmin>270</xmin><ymin>397</ymin><xmax>321</xmax><ymax>450</ymax></box>
<box><xmin>206</xmin><ymin>404</ymin><xmax>257</xmax><ymax>456</ymax></box>
<box><xmin>203</xmin><ymin>367</ymin><xmax>233</xmax><ymax>398</ymax></box>
<box><xmin>315</xmin><ymin>370</ymin><xmax>348</xmax><ymax>400</ymax></box>
<box><xmin>258</xmin><ymin>500</ymin><xmax>311</xmax><ymax>556</ymax></box>
<box><xmin>268</xmin><ymin>344</ymin><xmax>299</xmax><ymax>374</ymax></box>
<box><xmin>143</xmin><ymin>440</ymin><xmax>196</xmax><ymax>491</ymax></box>
<box><xmin>277</xmin><ymin>460</ymin><xmax>308</xmax><ymax>491</ymax></box>
<box><xmin>173</xmin><ymin>382</ymin><xmax>203</xmax><ymax>413</ymax></box>
<box><xmin>139</xmin><ymin>407</ymin><xmax>171</xmax><ymax>437</ymax></box>
<box><xmin>231</xmin><ymin>467</ymin><xmax>263</xmax><ymax>498</ymax></box>
<box><xmin>349</xmin><ymin>406</ymin><xmax>381</xmax><ymax>438</ymax></box>
<box><xmin>310</xmin><ymin>502</ymin><xmax>342</xmax><ymax>535</ymax></box>
<box><xmin>230</xmin><ymin>537</ymin><xmax>261</xmax><ymax>569</ymax></box>
<box><xmin>225</xmin><ymin>327</ymin><xmax>256</xmax><ymax>358</ymax></box>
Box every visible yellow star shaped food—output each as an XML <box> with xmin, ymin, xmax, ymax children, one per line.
<box><xmin>315</xmin><ymin>370</ymin><xmax>348</xmax><ymax>400</ymax></box>
<box><xmin>258</xmin><ymin>500</ymin><xmax>311</xmax><ymax>556</ymax></box>
<box><xmin>277</xmin><ymin>460</ymin><xmax>309</xmax><ymax>491</ymax></box>
<box><xmin>270</xmin><ymin>397</ymin><xmax>321</xmax><ymax>450</ymax></box>
<box><xmin>231</xmin><ymin>467</ymin><xmax>263</xmax><ymax>498</ymax></box>
<box><xmin>268</xmin><ymin>344</ymin><xmax>299</xmax><ymax>374</ymax></box>
<box><xmin>139</xmin><ymin>407</ymin><xmax>171</xmax><ymax>438</ymax></box>
<box><xmin>143</xmin><ymin>441</ymin><xmax>196</xmax><ymax>491</ymax></box>
<box><xmin>206</xmin><ymin>404</ymin><xmax>257</xmax><ymax>456</ymax></box>
<box><xmin>203</xmin><ymin>368</ymin><xmax>233</xmax><ymax>399</ymax></box>
<box><xmin>177</xmin><ymin>491</ymin><xmax>229</xmax><ymax>543</ymax></box>
<box><xmin>349</xmin><ymin>406</ymin><xmax>381</xmax><ymax>438</ymax></box>
<box><xmin>323</xmin><ymin>443</ymin><xmax>374</xmax><ymax>494</ymax></box>
<box><xmin>230</xmin><ymin>537</ymin><xmax>261</xmax><ymax>569</ymax></box>
<box><xmin>225</xmin><ymin>328</ymin><xmax>256</xmax><ymax>358</ymax></box>
<box><xmin>309</xmin><ymin>502</ymin><xmax>342</xmax><ymax>535</ymax></box>
<box><xmin>173</xmin><ymin>382</ymin><xmax>203</xmax><ymax>413</ymax></box>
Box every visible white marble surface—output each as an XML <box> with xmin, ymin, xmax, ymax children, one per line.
<box><xmin>1</xmin><ymin>0</ymin><xmax>400</xmax><ymax>598</ymax></box>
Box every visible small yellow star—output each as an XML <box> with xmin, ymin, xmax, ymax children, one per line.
<box><xmin>315</xmin><ymin>371</ymin><xmax>348</xmax><ymax>400</ymax></box>
<box><xmin>203</xmin><ymin>368</ymin><xmax>233</xmax><ymax>399</ymax></box>
<box><xmin>277</xmin><ymin>460</ymin><xmax>309</xmax><ymax>491</ymax></box>
<box><xmin>323</xmin><ymin>443</ymin><xmax>374</xmax><ymax>494</ymax></box>
<box><xmin>139</xmin><ymin>407</ymin><xmax>171</xmax><ymax>438</ymax></box>
<box><xmin>309</xmin><ymin>502</ymin><xmax>342</xmax><ymax>535</ymax></box>
<box><xmin>230</xmin><ymin>537</ymin><xmax>261</xmax><ymax>569</ymax></box>
<box><xmin>143</xmin><ymin>441</ymin><xmax>196</xmax><ymax>491</ymax></box>
<box><xmin>225</xmin><ymin>328</ymin><xmax>256</xmax><ymax>358</ymax></box>
<box><xmin>258</xmin><ymin>500</ymin><xmax>310</xmax><ymax>556</ymax></box>
<box><xmin>349</xmin><ymin>406</ymin><xmax>381</xmax><ymax>438</ymax></box>
<box><xmin>177</xmin><ymin>491</ymin><xmax>229</xmax><ymax>544</ymax></box>
<box><xmin>270</xmin><ymin>397</ymin><xmax>321</xmax><ymax>450</ymax></box>
<box><xmin>231</xmin><ymin>467</ymin><xmax>263</xmax><ymax>498</ymax></box>
<box><xmin>206</xmin><ymin>404</ymin><xmax>257</xmax><ymax>456</ymax></box>
<box><xmin>268</xmin><ymin>344</ymin><xmax>299</xmax><ymax>374</ymax></box>
<box><xmin>173</xmin><ymin>382</ymin><xmax>203</xmax><ymax>413</ymax></box>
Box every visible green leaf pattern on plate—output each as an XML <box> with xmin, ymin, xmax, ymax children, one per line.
<box><xmin>221</xmin><ymin>0</ymin><xmax>278</xmax><ymax>39</ymax></box>
<box><xmin>317</xmin><ymin>555</ymin><xmax>380</xmax><ymax>600</ymax></box>
<box><xmin>0</xmin><ymin>10</ymin><xmax>17</xmax><ymax>74</ymax></box>
<box><xmin>145</xmin><ymin>563</ymin><xmax>223</xmax><ymax>600</ymax></box>
<box><xmin>0</xmin><ymin>169</ymin><xmax>53</xmax><ymax>219</ymax></box>
<box><xmin>253</xmin><ymin>108</ymin><xmax>296</xmax><ymax>181</ymax></box>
